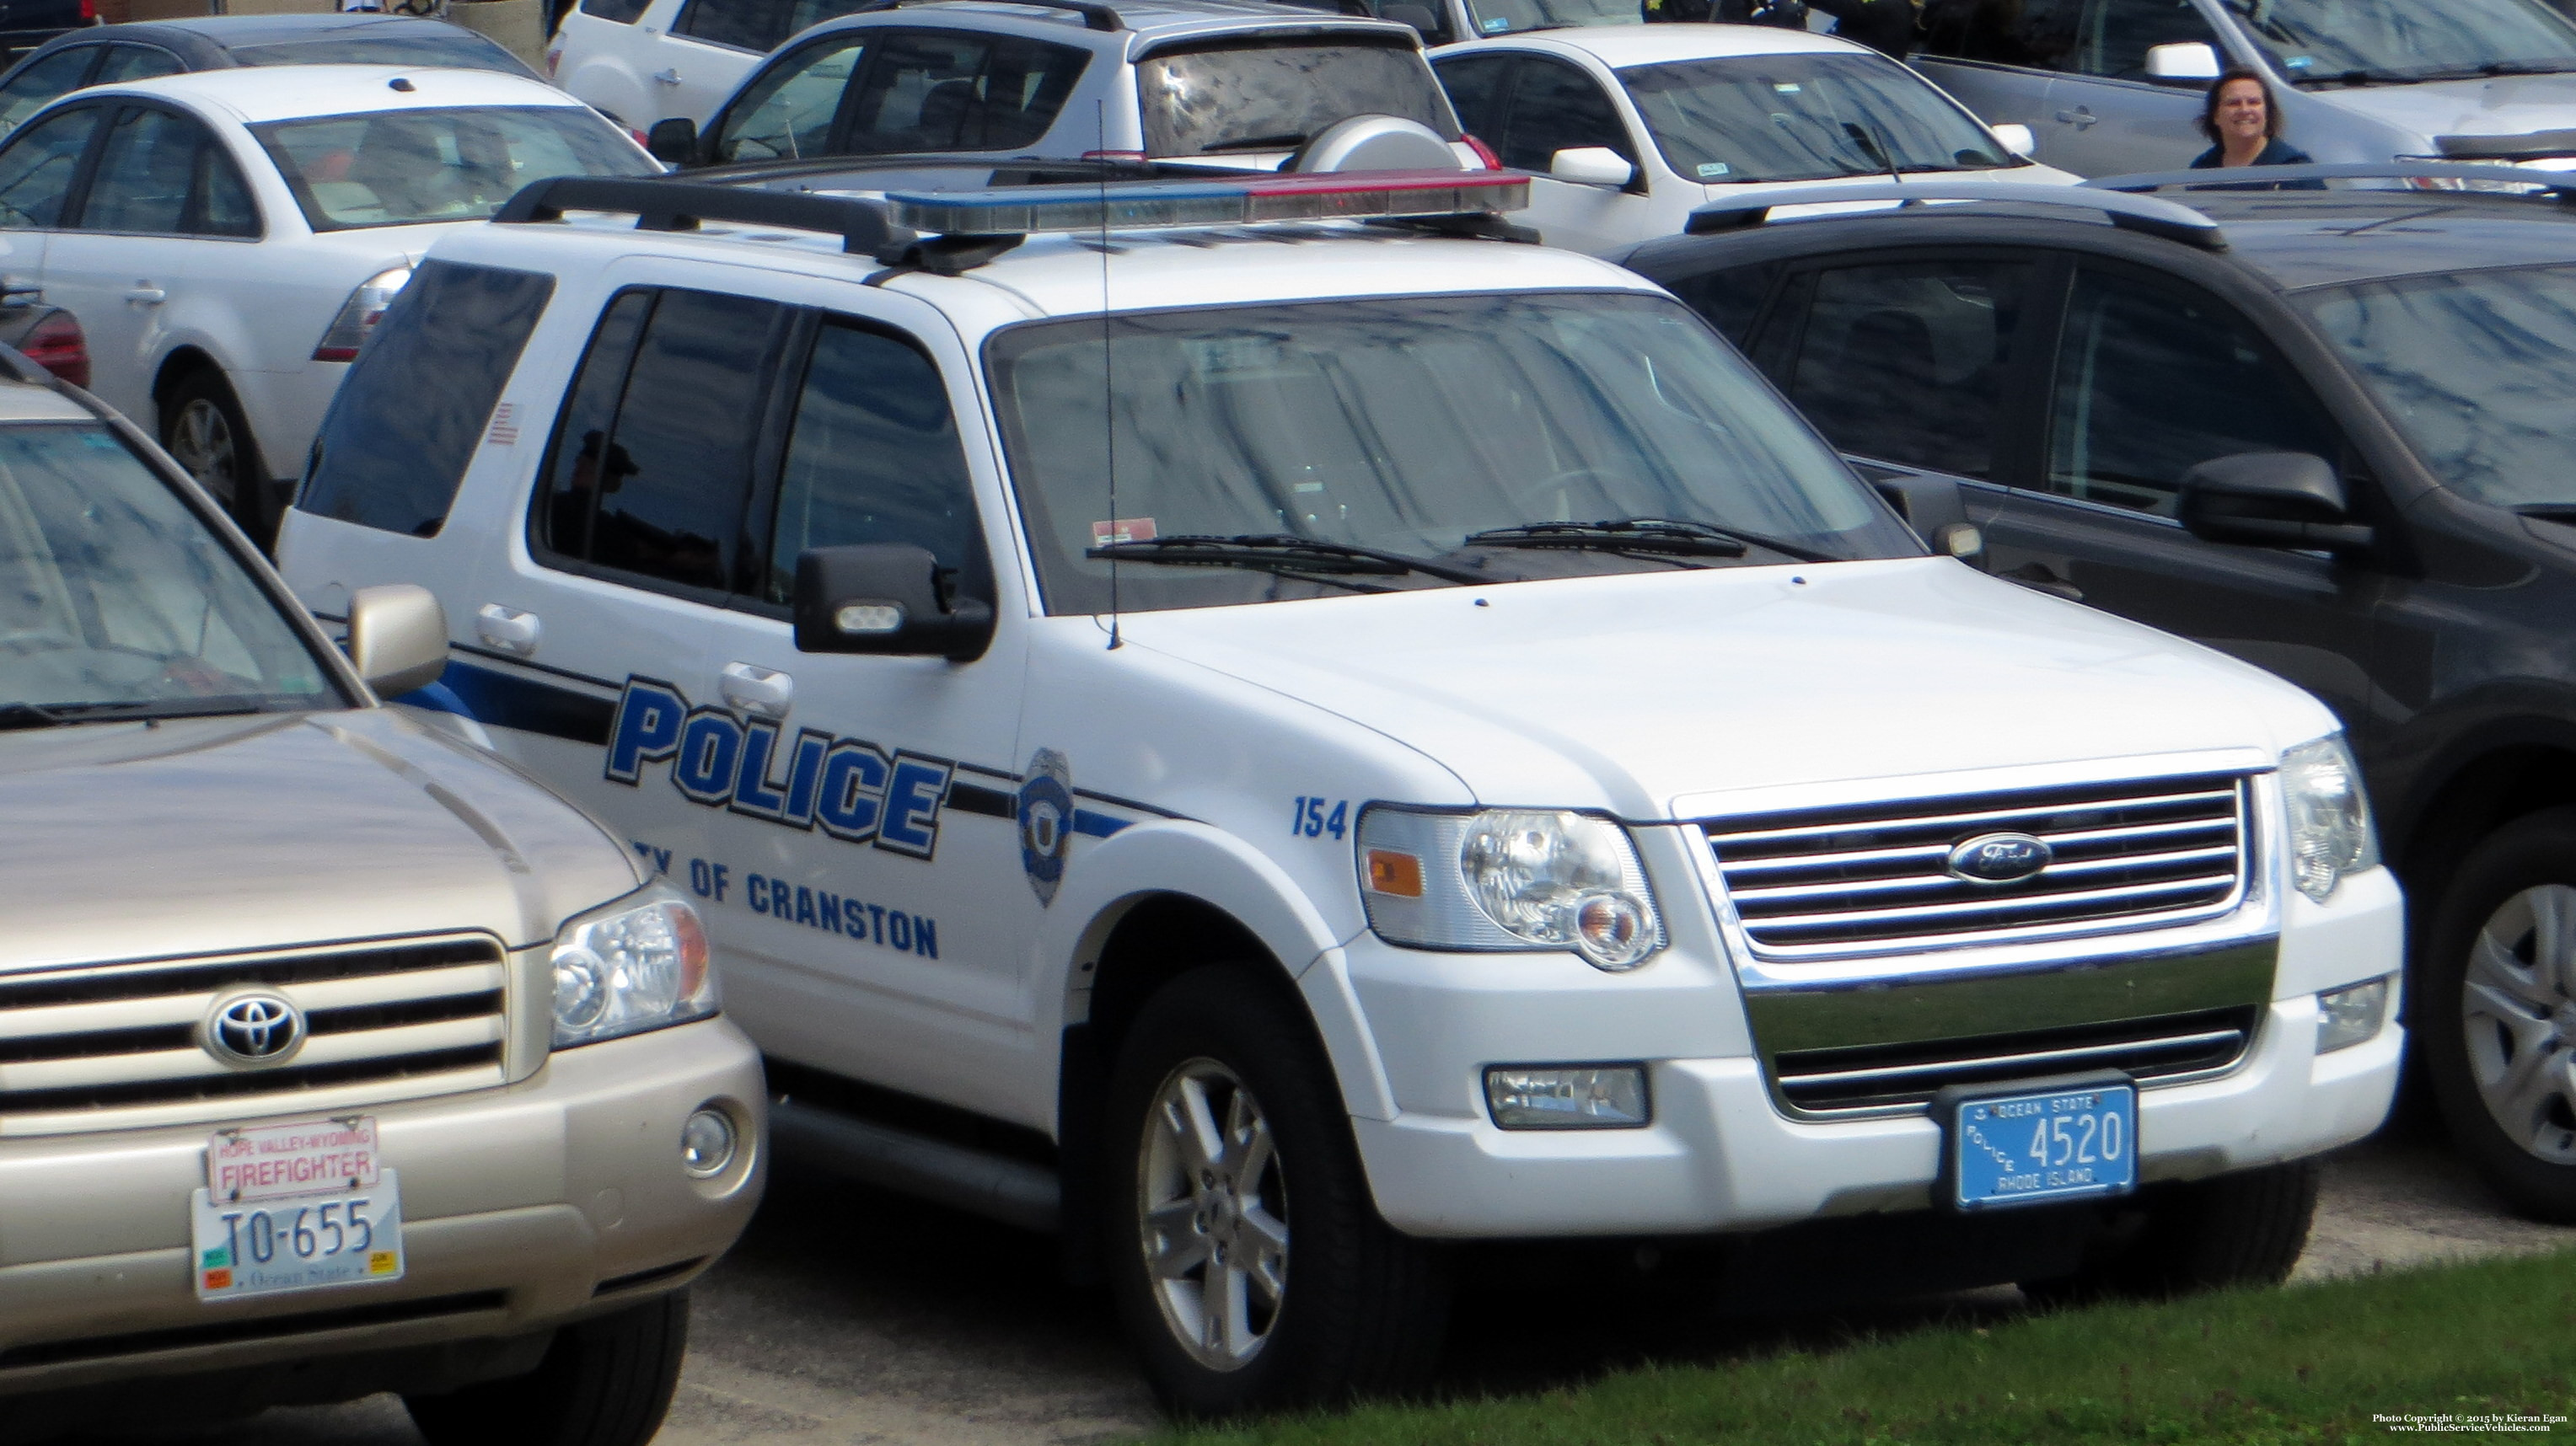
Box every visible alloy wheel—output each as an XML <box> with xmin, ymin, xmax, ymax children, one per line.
<box><xmin>2463</xmin><ymin>882</ymin><xmax>2576</xmax><ymax>1164</ymax></box>
<box><xmin>168</xmin><ymin>397</ymin><xmax>238</xmax><ymax>510</ymax></box>
<box><xmin>1136</xmin><ymin>1057</ymin><xmax>1288</xmax><ymax>1372</ymax></box>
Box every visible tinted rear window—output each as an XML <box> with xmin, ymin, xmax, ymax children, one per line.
<box><xmin>228</xmin><ymin>30</ymin><xmax>539</xmax><ymax>80</ymax></box>
<box><xmin>298</xmin><ymin>260</ymin><xmax>555</xmax><ymax>538</ymax></box>
<box><xmin>1136</xmin><ymin>36</ymin><xmax>1457</xmax><ymax>158</ymax></box>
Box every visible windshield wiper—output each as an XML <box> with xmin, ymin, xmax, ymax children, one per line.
<box><xmin>1462</xmin><ymin>517</ymin><xmax>1839</xmax><ymax>564</ymax></box>
<box><xmin>2303</xmin><ymin>67</ymin><xmax>2418</xmax><ymax>86</ymax></box>
<box><xmin>0</xmin><ymin>700</ymin><xmax>68</xmax><ymax>731</ymax></box>
<box><xmin>1088</xmin><ymin>533</ymin><xmax>1490</xmax><ymax>585</ymax></box>
<box><xmin>1197</xmin><ymin>132</ymin><xmax>1308</xmax><ymax>153</ymax></box>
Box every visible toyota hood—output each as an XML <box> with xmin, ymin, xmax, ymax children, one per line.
<box><xmin>2311</xmin><ymin>71</ymin><xmax>2576</xmax><ymax>152</ymax></box>
<box><xmin>1111</xmin><ymin>557</ymin><xmax>2340</xmax><ymax>817</ymax></box>
<box><xmin>0</xmin><ymin>707</ymin><xmax>641</xmax><ymax>974</ymax></box>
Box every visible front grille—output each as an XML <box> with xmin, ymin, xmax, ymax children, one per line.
<box><xmin>1706</xmin><ymin>773</ymin><xmax>2251</xmax><ymax>958</ymax></box>
<box><xmin>1772</xmin><ymin>1004</ymin><xmax>2261</xmax><ymax>1114</ymax></box>
<box><xmin>0</xmin><ymin>935</ymin><xmax>509</xmax><ymax>1135</ymax></box>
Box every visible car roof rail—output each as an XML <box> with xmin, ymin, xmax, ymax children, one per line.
<box><xmin>1682</xmin><ymin>179</ymin><xmax>2225</xmax><ymax>250</ymax></box>
<box><xmin>843</xmin><ymin>0</ymin><xmax>1125</xmax><ymax>30</ymax></box>
<box><xmin>496</xmin><ymin>176</ymin><xmax>901</xmax><ymax>255</ymax></box>
<box><xmin>2085</xmin><ymin>160</ymin><xmax>2576</xmax><ymax>201</ymax></box>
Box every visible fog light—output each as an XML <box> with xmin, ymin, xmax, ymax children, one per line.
<box><xmin>681</xmin><ymin>1108</ymin><xmax>737</xmax><ymax>1177</ymax></box>
<box><xmin>1484</xmin><ymin>1064</ymin><xmax>1649</xmax><ymax>1129</ymax></box>
<box><xmin>2317</xmin><ymin>977</ymin><xmax>2391</xmax><ymax>1054</ymax></box>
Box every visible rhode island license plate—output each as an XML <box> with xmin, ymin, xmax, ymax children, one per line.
<box><xmin>1945</xmin><ymin>1077</ymin><xmax>2138</xmax><ymax>1211</ymax></box>
<box><xmin>191</xmin><ymin>1117</ymin><xmax>405</xmax><ymax>1299</ymax></box>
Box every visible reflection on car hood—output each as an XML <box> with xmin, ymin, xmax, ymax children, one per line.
<box><xmin>2313</xmin><ymin>71</ymin><xmax>2576</xmax><ymax>146</ymax></box>
<box><xmin>1113</xmin><ymin>556</ymin><xmax>2333</xmax><ymax>817</ymax></box>
<box><xmin>0</xmin><ymin>707</ymin><xmax>639</xmax><ymax>973</ymax></box>
<box><xmin>1701</xmin><ymin>159</ymin><xmax>2084</xmax><ymax>207</ymax></box>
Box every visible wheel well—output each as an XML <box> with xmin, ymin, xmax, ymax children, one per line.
<box><xmin>2399</xmin><ymin>745</ymin><xmax>2576</xmax><ymax>902</ymax></box>
<box><xmin>152</xmin><ymin>347</ymin><xmax>219</xmax><ymax>407</ymax></box>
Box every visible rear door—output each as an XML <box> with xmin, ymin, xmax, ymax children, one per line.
<box><xmin>658</xmin><ymin>0</ymin><xmax>787</xmax><ymax>123</ymax></box>
<box><xmin>2042</xmin><ymin>0</ymin><xmax>2227</xmax><ymax>176</ymax></box>
<box><xmin>0</xmin><ymin>99</ymin><xmax>98</xmax><ymax>310</ymax></box>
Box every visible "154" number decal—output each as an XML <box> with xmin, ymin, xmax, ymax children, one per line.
<box><xmin>1292</xmin><ymin>796</ymin><xmax>1348</xmax><ymax>840</ymax></box>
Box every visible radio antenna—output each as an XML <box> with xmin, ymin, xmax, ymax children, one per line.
<box><xmin>1099</xmin><ymin>99</ymin><xmax>1123</xmax><ymax>651</ymax></box>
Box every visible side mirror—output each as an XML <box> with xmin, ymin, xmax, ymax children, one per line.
<box><xmin>1990</xmin><ymin>122</ymin><xmax>2036</xmax><ymax>158</ymax></box>
<box><xmin>1549</xmin><ymin>146</ymin><xmax>1635</xmax><ymax>188</ymax></box>
<box><xmin>646</xmin><ymin>116</ymin><xmax>700</xmax><ymax>166</ymax></box>
<box><xmin>792</xmin><ymin>544</ymin><xmax>995</xmax><ymax>661</ymax></box>
<box><xmin>345</xmin><ymin>583</ymin><xmax>449</xmax><ymax>698</ymax></box>
<box><xmin>2177</xmin><ymin>452</ymin><xmax>2375</xmax><ymax>553</ymax></box>
<box><xmin>2145</xmin><ymin>41</ymin><xmax>2222</xmax><ymax>83</ymax></box>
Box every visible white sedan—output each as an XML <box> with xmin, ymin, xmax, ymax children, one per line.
<box><xmin>1431</xmin><ymin>25</ymin><xmax>2078</xmax><ymax>255</ymax></box>
<box><xmin>0</xmin><ymin>65</ymin><xmax>660</xmax><ymax>540</ymax></box>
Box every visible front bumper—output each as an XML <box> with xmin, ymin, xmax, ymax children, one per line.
<box><xmin>1344</xmin><ymin>869</ymin><xmax>2402</xmax><ymax>1239</ymax></box>
<box><xmin>0</xmin><ymin>1018</ymin><xmax>764</xmax><ymax>1397</ymax></box>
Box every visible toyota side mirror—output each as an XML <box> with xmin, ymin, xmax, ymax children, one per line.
<box><xmin>1991</xmin><ymin>122</ymin><xmax>2036</xmax><ymax>158</ymax></box>
<box><xmin>345</xmin><ymin>583</ymin><xmax>449</xmax><ymax>698</ymax></box>
<box><xmin>1550</xmin><ymin>147</ymin><xmax>1635</xmax><ymax>189</ymax></box>
<box><xmin>792</xmin><ymin>544</ymin><xmax>995</xmax><ymax>661</ymax></box>
<box><xmin>2145</xmin><ymin>41</ymin><xmax>2222</xmax><ymax>83</ymax></box>
<box><xmin>646</xmin><ymin>116</ymin><xmax>700</xmax><ymax>167</ymax></box>
<box><xmin>2178</xmin><ymin>452</ymin><xmax>2375</xmax><ymax>554</ymax></box>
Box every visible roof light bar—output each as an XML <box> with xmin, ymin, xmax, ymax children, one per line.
<box><xmin>884</xmin><ymin>169</ymin><xmax>1531</xmax><ymax>236</ymax></box>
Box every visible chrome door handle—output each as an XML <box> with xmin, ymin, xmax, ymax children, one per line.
<box><xmin>125</xmin><ymin>286</ymin><xmax>166</xmax><ymax>305</ymax></box>
<box><xmin>652</xmin><ymin>67</ymin><xmax>682</xmax><ymax>85</ymax></box>
<box><xmin>720</xmin><ymin>661</ymin><xmax>792</xmax><ymax>718</ymax></box>
<box><xmin>474</xmin><ymin>604</ymin><xmax>541</xmax><ymax>656</ymax></box>
<box><xmin>2053</xmin><ymin>107</ymin><xmax>2098</xmax><ymax>129</ymax></box>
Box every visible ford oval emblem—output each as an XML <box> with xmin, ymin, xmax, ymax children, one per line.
<box><xmin>201</xmin><ymin>990</ymin><xmax>307</xmax><ymax>1068</ymax></box>
<box><xmin>1946</xmin><ymin>832</ymin><xmax>2053</xmax><ymax>885</ymax></box>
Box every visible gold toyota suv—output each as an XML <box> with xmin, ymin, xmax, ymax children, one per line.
<box><xmin>0</xmin><ymin>349</ymin><xmax>764</xmax><ymax>1444</ymax></box>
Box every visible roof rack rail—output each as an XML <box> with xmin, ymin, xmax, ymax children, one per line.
<box><xmin>496</xmin><ymin>176</ymin><xmax>901</xmax><ymax>254</ymax></box>
<box><xmin>846</xmin><ymin>0</ymin><xmax>1124</xmax><ymax>29</ymax></box>
<box><xmin>1683</xmin><ymin>179</ymin><xmax>2224</xmax><ymax>249</ymax></box>
<box><xmin>2085</xmin><ymin>160</ymin><xmax>2576</xmax><ymax>199</ymax></box>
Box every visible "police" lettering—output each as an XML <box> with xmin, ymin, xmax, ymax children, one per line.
<box><xmin>604</xmin><ymin>677</ymin><xmax>955</xmax><ymax>860</ymax></box>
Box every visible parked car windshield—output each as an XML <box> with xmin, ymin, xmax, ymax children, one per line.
<box><xmin>2302</xmin><ymin>263</ymin><xmax>2576</xmax><ymax>509</ymax></box>
<box><xmin>227</xmin><ymin>29</ymin><xmax>542</xmax><ymax>80</ymax></box>
<box><xmin>1619</xmin><ymin>51</ymin><xmax>2016</xmax><ymax>184</ymax></box>
<box><xmin>986</xmin><ymin>290</ymin><xmax>1913</xmax><ymax>614</ymax></box>
<box><xmin>251</xmin><ymin>104</ymin><xmax>654</xmax><ymax>230</ymax></box>
<box><xmin>1137</xmin><ymin>39</ymin><xmax>1459</xmax><ymax>157</ymax></box>
<box><xmin>0</xmin><ymin>420</ymin><xmax>341</xmax><ymax>722</ymax></box>
<box><xmin>2220</xmin><ymin>0</ymin><xmax>2576</xmax><ymax>83</ymax></box>
<box><xmin>1460</xmin><ymin>0</ymin><xmax>1636</xmax><ymax>36</ymax></box>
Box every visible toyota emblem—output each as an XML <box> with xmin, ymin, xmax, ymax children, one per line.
<box><xmin>201</xmin><ymin>990</ymin><xmax>307</xmax><ymax>1068</ymax></box>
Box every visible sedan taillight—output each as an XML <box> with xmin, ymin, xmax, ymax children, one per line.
<box><xmin>18</xmin><ymin>309</ymin><xmax>88</xmax><ymax>389</ymax></box>
<box><xmin>313</xmin><ymin>265</ymin><xmax>413</xmax><ymax>362</ymax></box>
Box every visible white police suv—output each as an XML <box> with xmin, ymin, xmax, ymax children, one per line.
<box><xmin>275</xmin><ymin>167</ymin><xmax>2402</xmax><ymax>1415</ymax></box>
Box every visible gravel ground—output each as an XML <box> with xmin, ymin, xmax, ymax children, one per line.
<box><xmin>67</xmin><ymin>1116</ymin><xmax>2576</xmax><ymax>1446</ymax></box>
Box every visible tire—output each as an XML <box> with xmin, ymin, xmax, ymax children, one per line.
<box><xmin>1103</xmin><ymin>965</ymin><xmax>1450</xmax><ymax>1418</ymax></box>
<box><xmin>404</xmin><ymin>1291</ymin><xmax>689</xmax><ymax>1446</ymax></box>
<box><xmin>158</xmin><ymin>367</ymin><xmax>268</xmax><ymax>541</ymax></box>
<box><xmin>2020</xmin><ymin>1159</ymin><xmax>2319</xmax><ymax>1305</ymax></box>
<box><xmin>2422</xmin><ymin>808</ymin><xmax>2576</xmax><ymax>1222</ymax></box>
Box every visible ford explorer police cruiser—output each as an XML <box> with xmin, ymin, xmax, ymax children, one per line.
<box><xmin>276</xmin><ymin>167</ymin><xmax>2402</xmax><ymax>1416</ymax></box>
<box><xmin>0</xmin><ymin>345</ymin><xmax>763</xmax><ymax>1444</ymax></box>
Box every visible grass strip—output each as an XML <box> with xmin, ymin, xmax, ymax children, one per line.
<box><xmin>1148</xmin><ymin>1248</ymin><xmax>2576</xmax><ymax>1446</ymax></box>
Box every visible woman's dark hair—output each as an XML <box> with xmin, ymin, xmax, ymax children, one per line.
<box><xmin>2198</xmin><ymin>67</ymin><xmax>2283</xmax><ymax>142</ymax></box>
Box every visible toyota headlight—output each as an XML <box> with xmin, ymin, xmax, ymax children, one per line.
<box><xmin>550</xmin><ymin>887</ymin><xmax>716</xmax><ymax>1048</ymax></box>
<box><xmin>2281</xmin><ymin>733</ymin><xmax>2380</xmax><ymax>902</ymax></box>
<box><xmin>1357</xmin><ymin>806</ymin><xmax>1663</xmax><ymax>971</ymax></box>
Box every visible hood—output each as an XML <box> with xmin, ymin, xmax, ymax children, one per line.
<box><xmin>2310</xmin><ymin>72</ymin><xmax>2576</xmax><ymax>151</ymax></box>
<box><xmin>0</xmin><ymin>708</ymin><xmax>641</xmax><ymax>973</ymax></box>
<box><xmin>1703</xmin><ymin>158</ymin><xmax>2083</xmax><ymax>212</ymax></box>
<box><xmin>1111</xmin><ymin>558</ymin><xmax>2335</xmax><ymax>817</ymax></box>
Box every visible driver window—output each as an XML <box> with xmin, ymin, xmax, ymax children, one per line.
<box><xmin>764</xmin><ymin>319</ymin><xmax>976</xmax><ymax>603</ymax></box>
<box><xmin>2075</xmin><ymin>0</ymin><xmax>2220</xmax><ymax>79</ymax></box>
<box><xmin>1500</xmin><ymin>57</ymin><xmax>1634</xmax><ymax>173</ymax></box>
<box><xmin>2045</xmin><ymin>266</ymin><xmax>2340</xmax><ymax>515</ymax></box>
<box><xmin>1783</xmin><ymin>259</ymin><xmax>2036</xmax><ymax>479</ymax></box>
<box><xmin>717</xmin><ymin>37</ymin><xmax>867</xmax><ymax>163</ymax></box>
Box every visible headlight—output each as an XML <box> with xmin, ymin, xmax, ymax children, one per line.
<box><xmin>1356</xmin><ymin>806</ymin><xmax>1664</xmax><ymax>971</ymax></box>
<box><xmin>550</xmin><ymin>887</ymin><xmax>716</xmax><ymax>1048</ymax></box>
<box><xmin>2280</xmin><ymin>733</ymin><xmax>2380</xmax><ymax>902</ymax></box>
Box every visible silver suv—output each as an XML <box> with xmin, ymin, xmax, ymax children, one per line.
<box><xmin>0</xmin><ymin>351</ymin><xmax>764</xmax><ymax>1443</ymax></box>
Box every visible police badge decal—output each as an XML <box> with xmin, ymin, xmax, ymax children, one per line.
<box><xmin>1018</xmin><ymin>748</ymin><xmax>1075</xmax><ymax>906</ymax></box>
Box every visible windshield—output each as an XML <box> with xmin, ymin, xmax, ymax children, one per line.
<box><xmin>1462</xmin><ymin>0</ymin><xmax>1636</xmax><ymax>36</ymax></box>
<box><xmin>2221</xmin><ymin>0</ymin><xmax>2576</xmax><ymax>83</ymax></box>
<box><xmin>251</xmin><ymin>104</ymin><xmax>654</xmax><ymax>231</ymax></box>
<box><xmin>0</xmin><ymin>422</ymin><xmax>340</xmax><ymax>720</ymax></box>
<box><xmin>1620</xmin><ymin>51</ymin><xmax>2015</xmax><ymax>185</ymax></box>
<box><xmin>985</xmin><ymin>291</ymin><xmax>1912</xmax><ymax>614</ymax></box>
<box><xmin>228</xmin><ymin>31</ymin><xmax>540</xmax><ymax>79</ymax></box>
<box><xmin>1136</xmin><ymin>40</ymin><xmax>1458</xmax><ymax>157</ymax></box>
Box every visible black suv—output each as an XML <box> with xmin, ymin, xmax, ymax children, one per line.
<box><xmin>1628</xmin><ymin>169</ymin><xmax>2576</xmax><ymax>1222</ymax></box>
